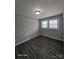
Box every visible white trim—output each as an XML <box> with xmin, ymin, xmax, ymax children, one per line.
<box><xmin>15</xmin><ymin>34</ymin><xmax>40</xmax><ymax>46</ymax></box>
<box><xmin>15</xmin><ymin>34</ymin><xmax>63</xmax><ymax>46</ymax></box>
<box><xmin>40</xmin><ymin>34</ymin><xmax>64</xmax><ymax>41</ymax></box>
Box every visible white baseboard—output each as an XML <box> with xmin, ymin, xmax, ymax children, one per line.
<box><xmin>40</xmin><ymin>34</ymin><xmax>64</xmax><ymax>41</ymax></box>
<box><xmin>15</xmin><ymin>34</ymin><xmax>63</xmax><ymax>46</ymax></box>
<box><xmin>15</xmin><ymin>34</ymin><xmax>40</xmax><ymax>46</ymax></box>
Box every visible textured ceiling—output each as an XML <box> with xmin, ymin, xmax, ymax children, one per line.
<box><xmin>15</xmin><ymin>0</ymin><xmax>64</xmax><ymax>19</ymax></box>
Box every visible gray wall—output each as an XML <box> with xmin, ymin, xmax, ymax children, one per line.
<box><xmin>39</xmin><ymin>14</ymin><xmax>64</xmax><ymax>41</ymax></box>
<box><xmin>15</xmin><ymin>14</ymin><xmax>39</xmax><ymax>45</ymax></box>
<box><xmin>15</xmin><ymin>14</ymin><xmax>63</xmax><ymax>45</ymax></box>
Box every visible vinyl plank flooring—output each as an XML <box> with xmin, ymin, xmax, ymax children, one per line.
<box><xmin>15</xmin><ymin>35</ymin><xmax>64</xmax><ymax>59</ymax></box>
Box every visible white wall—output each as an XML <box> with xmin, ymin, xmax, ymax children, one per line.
<box><xmin>15</xmin><ymin>14</ymin><xmax>39</xmax><ymax>45</ymax></box>
<box><xmin>39</xmin><ymin>14</ymin><xmax>64</xmax><ymax>41</ymax></box>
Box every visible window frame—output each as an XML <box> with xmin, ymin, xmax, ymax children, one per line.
<box><xmin>41</xmin><ymin>19</ymin><xmax>59</xmax><ymax>30</ymax></box>
<box><xmin>41</xmin><ymin>20</ymin><xmax>48</xmax><ymax>29</ymax></box>
<box><xmin>48</xmin><ymin>19</ymin><xmax>58</xmax><ymax>29</ymax></box>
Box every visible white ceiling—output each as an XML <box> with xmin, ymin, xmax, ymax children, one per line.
<box><xmin>15</xmin><ymin>0</ymin><xmax>64</xmax><ymax>19</ymax></box>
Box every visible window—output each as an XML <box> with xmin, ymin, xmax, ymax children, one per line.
<box><xmin>41</xmin><ymin>19</ymin><xmax>58</xmax><ymax>29</ymax></box>
<box><xmin>49</xmin><ymin>20</ymin><xmax>57</xmax><ymax>29</ymax></box>
<box><xmin>41</xmin><ymin>21</ymin><xmax>48</xmax><ymax>28</ymax></box>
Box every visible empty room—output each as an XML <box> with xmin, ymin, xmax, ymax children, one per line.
<box><xmin>15</xmin><ymin>0</ymin><xmax>64</xmax><ymax>59</ymax></box>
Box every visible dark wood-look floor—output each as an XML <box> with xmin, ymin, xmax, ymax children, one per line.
<box><xmin>15</xmin><ymin>35</ymin><xmax>64</xmax><ymax>59</ymax></box>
